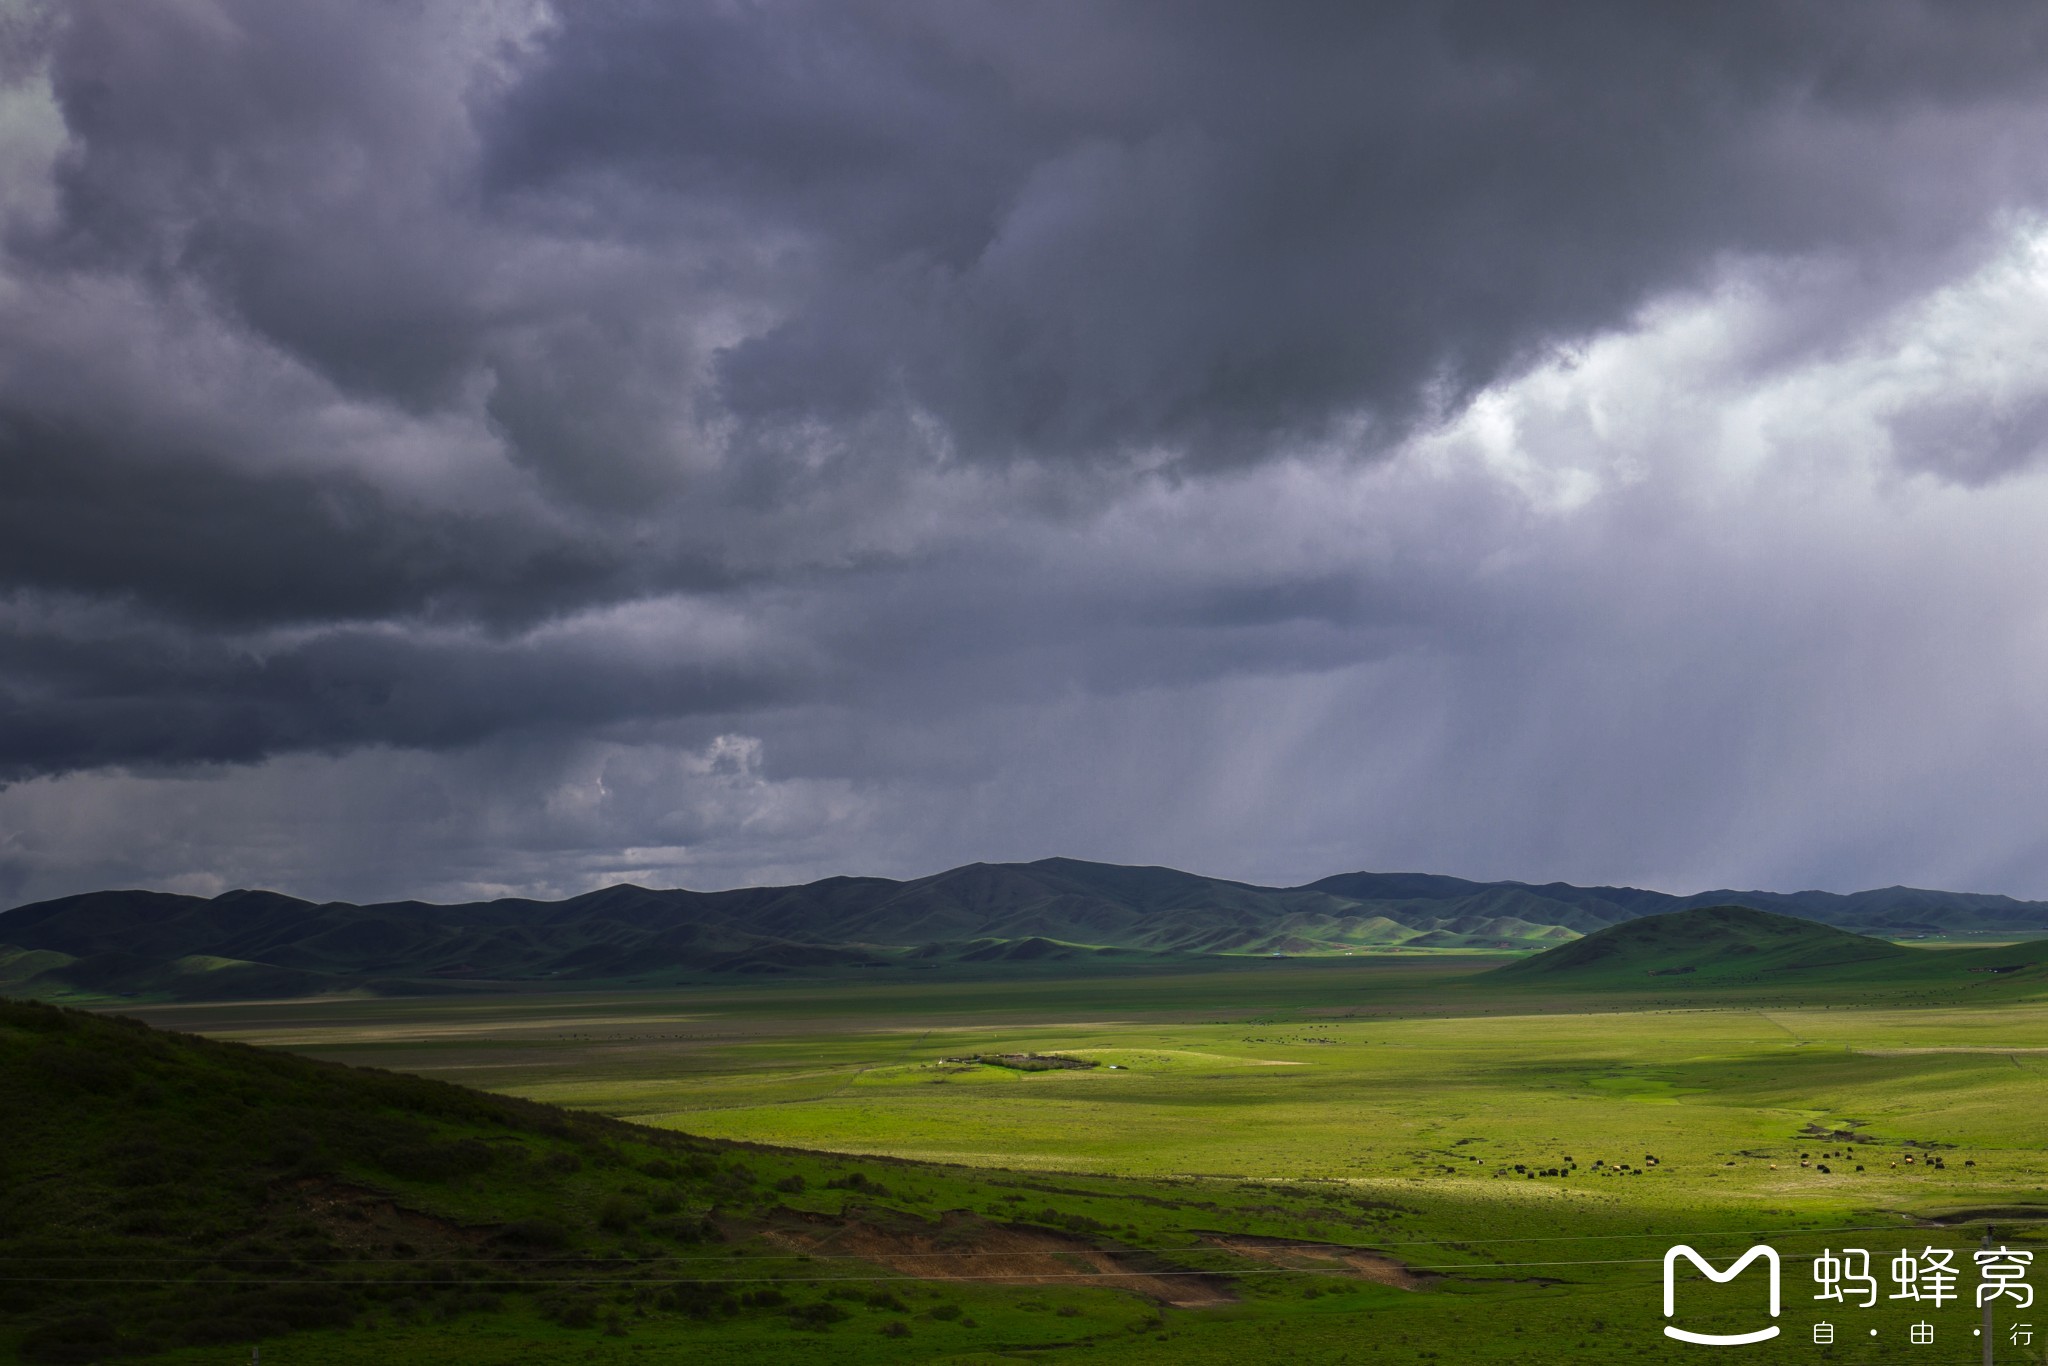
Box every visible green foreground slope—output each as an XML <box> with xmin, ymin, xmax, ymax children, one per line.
<box><xmin>0</xmin><ymin>997</ymin><xmax>1580</xmax><ymax>1365</ymax></box>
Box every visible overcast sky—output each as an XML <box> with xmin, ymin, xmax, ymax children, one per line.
<box><xmin>8</xmin><ymin>2</ymin><xmax>2048</xmax><ymax>906</ymax></box>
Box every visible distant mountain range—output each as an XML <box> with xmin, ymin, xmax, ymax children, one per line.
<box><xmin>6</xmin><ymin>857</ymin><xmax>2048</xmax><ymax>1001</ymax></box>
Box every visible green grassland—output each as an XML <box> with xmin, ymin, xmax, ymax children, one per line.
<box><xmin>68</xmin><ymin>933</ymin><xmax>2045</xmax><ymax>1364</ymax></box>
<box><xmin>141</xmin><ymin>979</ymin><xmax>2048</xmax><ymax>1193</ymax></box>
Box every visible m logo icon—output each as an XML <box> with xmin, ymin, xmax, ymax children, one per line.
<box><xmin>1663</xmin><ymin>1244</ymin><xmax>1782</xmax><ymax>1345</ymax></box>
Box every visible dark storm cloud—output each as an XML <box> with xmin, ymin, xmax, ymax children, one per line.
<box><xmin>0</xmin><ymin>413</ymin><xmax>664</xmax><ymax>628</ymax></box>
<box><xmin>0</xmin><ymin>594</ymin><xmax>810</xmax><ymax>779</ymax></box>
<box><xmin>34</xmin><ymin>2</ymin><xmax>501</xmax><ymax>405</ymax></box>
<box><xmin>501</xmin><ymin>0</ymin><xmax>2048</xmax><ymax>467</ymax></box>
<box><xmin>7</xmin><ymin>0</ymin><xmax>2048</xmax><ymax>827</ymax></box>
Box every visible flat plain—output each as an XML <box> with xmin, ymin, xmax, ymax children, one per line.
<box><xmin>108</xmin><ymin>954</ymin><xmax>2048</xmax><ymax>1362</ymax></box>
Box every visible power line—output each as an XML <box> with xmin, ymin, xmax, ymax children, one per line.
<box><xmin>2</xmin><ymin>1219</ymin><xmax>2022</xmax><ymax>1265</ymax></box>
<box><xmin>0</xmin><ymin>1258</ymin><xmax>1677</xmax><ymax>1286</ymax></box>
<box><xmin>7</xmin><ymin>1231</ymin><xmax>2038</xmax><ymax>1287</ymax></box>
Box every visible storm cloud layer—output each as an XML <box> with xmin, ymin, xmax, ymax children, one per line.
<box><xmin>8</xmin><ymin>1</ymin><xmax>2048</xmax><ymax>903</ymax></box>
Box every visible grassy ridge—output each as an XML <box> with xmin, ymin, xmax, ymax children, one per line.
<box><xmin>2</xmin><ymin>996</ymin><xmax>816</xmax><ymax>1360</ymax></box>
<box><xmin>3</xmin><ymin>997</ymin><xmax>1162</xmax><ymax>1361</ymax></box>
<box><xmin>1488</xmin><ymin>906</ymin><xmax>1910</xmax><ymax>984</ymax></box>
<box><xmin>1490</xmin><ymin>906</ymin><xmax>2048</xmax><ymax>992</ymax></box>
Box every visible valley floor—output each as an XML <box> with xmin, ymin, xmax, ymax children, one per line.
<box><xmin>103</xmin><ymin>961</ymin><xmax>2048</xmax><ymax>1363</ymax></box>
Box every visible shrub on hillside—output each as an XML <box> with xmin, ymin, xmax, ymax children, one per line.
<box><xmin>536</xmin><ymin>1291</ymin><xmax>601</xmax><ymax>1329</ymax></box>
<box><xmin>19</xmin><ymin>1315</ymin><xmax>129</xmax><ymax>1365</ymax></box>
<box><xmin>498</xmin><ymin>1216</ymin><xmax>571</xmax><ymax>1249</ymax></box>
<box><xmin>647</xmin><ymin>1214</ymin><xmax>720</xmax><ymax>1242</ymax></box>
<box><xmin>377</xmin><ymin>1138</ymin><xmax>496</xmax><ymax>1181</ymax></box>
<box><xmin>597</xmin><ymin>1193</ymin><xmax>642</xmax><ymax>1230</ymax></box>
<box><xmin>787</xmin><ymin>1301</ymin><xmax>851</xmax><ymax>1330</ymax></box>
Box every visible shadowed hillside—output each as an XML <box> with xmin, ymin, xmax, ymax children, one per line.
<box><xmin>8</xmin><ymin>859</ymin><xmax>2048</xmax><ymax>1001</ymax></box>
<box><xmin>1489</xmin><ymin>906</ymin><xmax>1909</xmax><ymax>984</ymax></box>
<box><xmin>1488</xmin><ymin>905</ymin><xmax>2048</xmax><ymax>991</ymax></box>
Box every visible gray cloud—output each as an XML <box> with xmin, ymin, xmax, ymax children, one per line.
<box><xmin>1887</xmin><ymin>388</ymin><xmax>2048</xmax><ymax>485</ymax></box>
<box><xmin>0</xmin><ymin>591</ymin><xmax>812</xmax><ymax>779</ymax></box>
<box><xmin>8</xmin><ymin>1</ymin><xmax>2048</xmax><ymax>902</ymax></box>
<box><xmin>504</xmin><ymin>0</ymin><xmax>2048</xmax><ymax>466</ymax></box>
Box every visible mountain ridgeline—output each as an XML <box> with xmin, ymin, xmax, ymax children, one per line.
<box><xmin>6</xmin><ymin>858</ymin><xmax>2048</xmax><ymax>1001</ymax></box>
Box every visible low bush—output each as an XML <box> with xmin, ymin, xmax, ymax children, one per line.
<box><xmin>787</xmin><ymin>1301</ymin><xmax>852</xmax><ymax>1330</ymax></box>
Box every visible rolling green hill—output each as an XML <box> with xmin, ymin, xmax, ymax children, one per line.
<box><xmin>1489</xmin><ymin>905</ymin><xmax>2048</xmax><ymax>991</ymax></box>
<box><xmin>1488</xmin><ymin>905</ymin><xmax>1911</xmax><ymax>985</ymax></box>
<box><xmin>8</xmin><ymin>859</ymin><xmax>2048</xmax><ymax>1001</ymax></box>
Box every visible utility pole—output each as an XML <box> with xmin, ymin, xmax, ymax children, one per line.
<box><xmin>1984</xmin><ymin>1226</ymin><xmax>1995</xmax><ymax>1366</ymax></box>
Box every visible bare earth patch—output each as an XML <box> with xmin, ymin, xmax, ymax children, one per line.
<box><xmin>285</xmin><ymin>1178</ymin><xmax>490</xmax><ymax>1255</ymax></box>
<box><xmin>1196</xmin><ymin>1232</ymin><xmax>1438</xmax><ymax>1289</ymax></box>
<box><xmin>758</xmin><ymin>1208</ymin><xmax>1237</xmax><ymax>1307</ymax></box>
